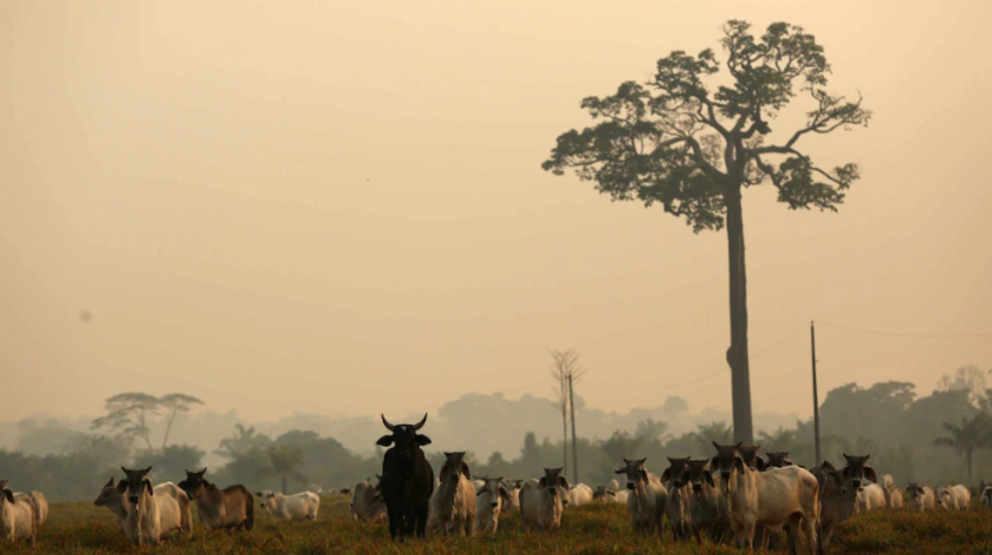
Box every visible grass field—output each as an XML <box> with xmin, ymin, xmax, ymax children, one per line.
<box><xmin>8</xmin><ymin>495</ymin><xmax>992</xmax><ymax>554</ymax></box>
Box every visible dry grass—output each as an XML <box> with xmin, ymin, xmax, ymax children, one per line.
<box><xmin>7</xmin><ymin>496</ymin><xmax>992</xmax><ymax>554</ymax></box>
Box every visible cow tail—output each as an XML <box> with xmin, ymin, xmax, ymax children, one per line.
<box><xmin>245</xmin><ymin>490</ymin><xmax>255</xmax><ymax>531</ymax></box>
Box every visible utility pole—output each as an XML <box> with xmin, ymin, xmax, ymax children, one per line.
<box><xmin>568</xmin><ymin>372</ymin><xmax>579</xmax><ymax>485</ymax></box>
<box><xmin>811</xmin><ymin>320</ymin><xmax>821</xmax><ymax>466</ymax></box>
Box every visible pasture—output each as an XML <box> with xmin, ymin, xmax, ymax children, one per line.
<box><xmin>9</xmin><ymin>495</ymin><xmax>992</xmax><ymax>554</ymax></box>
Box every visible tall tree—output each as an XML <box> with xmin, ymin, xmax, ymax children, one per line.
<box><xmin>933</xmin><ymin>413</ymin><xmax>989</xmax><ymax>484</ymax></box>
<box><xmin>91</xmin><ymin>393</ymin><xmax>162</xmax><ymax>451</ymax></box>
<box><xmin>543</xmin><ymin>20</ymin><xmax>870</xmax><ymax>442</ymax></box>
<box><xmin>257</xmin><ymin>444</ymin><xmax>307</xmax><ymax>494</ymax></box>
<box><xmin>158</xmin><ymin>393</ymin><xmax>204</xmax><ymax>449</ymax></box>
<box><xmin>548</xmin><ymin>349</ymin><xmax>585</xmax><ymax>470</ymax></box>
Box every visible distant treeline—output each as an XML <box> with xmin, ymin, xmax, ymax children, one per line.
<box><xmin>1</xmin><ymin>368</ymin><xmax>990</xmax><ymax>501</ymax></box>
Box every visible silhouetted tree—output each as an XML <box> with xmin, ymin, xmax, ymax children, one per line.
<box><xmin>257</xmin><ymin>444</ymin><xmax>307</xmax><ymax>494</ymax></box>
<box><xmin>543</xmin><ymin>20</ymin><xmax>870</xmax><ymax>443</ymax></box>
<box><xmin>933</xmin><ymin>413</ymin><xmax>989</xmax><ymax>484</ymax></box>
<box><xmin>91</xmin><ymin>393</ymin><xmax>162</xmax><ymax>451</ymax></box>
<box><xmin>158</xmin><ymin>394</ymin><xmax>204</xmax><ymax>449</ymax></box>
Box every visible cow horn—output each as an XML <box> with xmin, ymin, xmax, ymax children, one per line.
<box><xmin>381</xmin><ymin>414</ymin><xmax>396</xmax><ymax>431</ymax></box>
<box><xmin>413</xmin><ymin>413</ymin><xmax>428</xmax><ymax>430</ymax></box>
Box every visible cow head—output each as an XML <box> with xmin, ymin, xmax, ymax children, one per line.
<box><xmin>440</xmin><ymin>452</ymin><xmax>470</xmax><ymax>484</ymax></box>
<box><xmin>254</xmin><ymin>490</ymin><xmax>277</xmax><ymax>510</ymax></box>
<box><xmin>680</xmin><ymin>459</ymin><xmax>715</xmax><ymax>494</ymax></box>
<box><xmin>592</xmin><ymin>485</ymin><xmax>615</xmax><ymax>502</ymax></box>
<box><xmin>981</xmin><ymin>486</ymin><xmax>992</xmax><ymax>503</ymax></box>
<box><xmin>539</xmin><ymin>467</ymin><xmax>569</xmax><ymax>497</ymax></box>
<box><xmin>812</xmin><ymin>460</ymin><xmax>848</xmax><ymax>497</ymax></box>
<box><xmin>936</xmin><ymin>486</ymin><xmax>953</xmax><ymax>510</ymax></box>
<box><xmin>615</xmin><ymin>458</ymin><xmax>651</xmax><ymax>490</ymax></box>
<box><xmin>94</xmin><ymin>476</ymin><xmax>118</xmax><ymax>507</ymax></box>
<box><xmin>766</xmin><ymin>452</ymin><xmax>793</xmax><ymax>468</ymax></box>
<box><xmin>710</xmin><ymin>441</ymin><xmax>745</xmax><ymax>491</ymax></box>
<box><xmin>476</xmin><ymin>476</ymin><xmax>510</xmax><ymax>509</ymax></box>
<box><xmin>659</xmin><ymin>457</ymin><xmax>691</xmax><ymax>489</ymax></box>
<box><xmin>119</xmin><ymin>466</ymin><xmax>153</xmax><ymax>512</ymax></box>
<box><xmin>841</xmin><ymin>454</ymin><xmax>877</xmax><ymax>489</ymax></box>
<box><xmin>376</xmin><ymin>413</ymin><xmax>431</xmax><ymax>457</ymax></box>
<box><xmin>178</xmin><ymin>468</ymin><xmax>213</xmax><ymax>499</ymax></box>
<box><xmin>0</xmin><ymin>480</ymin><xmax>12</xmax><ymax>505</ymax></box>
<box><xmin>739</xmin><ymin>444</ymin><xmax>765</xmax><ymax>471</ymax></box>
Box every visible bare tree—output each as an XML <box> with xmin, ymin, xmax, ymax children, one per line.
<box><xmin>549</xmin><ymin>348</ymin><xmax>585</xmax><ymax>470</ymax></box>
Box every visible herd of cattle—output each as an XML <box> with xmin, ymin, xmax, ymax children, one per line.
<box><xmin>0</xmin><ymin>413</ymin><xmax>989</xmax><ymax>551</ymax></box>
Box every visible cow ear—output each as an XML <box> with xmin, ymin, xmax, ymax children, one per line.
<box><xmin>416</xmin><ymin>434</ymin><xmax>432</xmax><ymax>446</ymax></box>
<box><xmin>614</xmin><ymin>468</ymin><xmax>625</xmax><ymax>475</ymax></box>
<box><xmin>661</xmin><ymin>468</ymin><xmax>671</xmax><ymax>482</ymax></box>
<box><xmin>499</xmin><ymin>485</ymin><xmax>511</xmax><ymax>506</ymax></box>
<box><xmin>638</xmin><ymin>469</ymin><xmax>648</xmax><ymax>484</ymax></box>
<box><xmin>116</xmin><ymin>479</ymin><xmax>129</xmax><ymax>494</ymax></box>
<box><xmin>255</xmin><ymin>492</ymin><xmax>263</xmax><ymax>497</ymax></box>
<box><xmin>558</xmin><ymin>476</ymin><xmax>570</xmax><ymax>490</ymax></box>
<box><xmin>708</xmin><ymin>457</ymin><xmax>719</xmax><ymax>472</ymax></box>
<box><xmin>842</xmin><ymin>467</ymin><xmax>851</xmax><ymax>482</ymax></box>
<box><xmin>678</xmin><ymin>470</ymin><xmax>690</xmax><ymax>487</ymax></box>
<box><xmin>2</xmin><ymin>490</ymin><xmax>12</xmax><ymax>504</ymax></box>
<box><xmin>538</xmin><ymin>477</ymin><xmax>547</xmax><ymax>488</ymax></box>
<box><xmin>376</xmin><ymin>435</ymin><xmax>394</xmax><ymax>447</ymax></box>
<box><xmin>477</xmin><ymin>488</ymin><xmax>487</xmax><ymax>497</ymax></box>
<box><xmin>144</xmin><ymin>479</ymin><xmax>153</xmax><ymax>495</ymax></box>
<box><xmin>703</xmin><ymin>470</ymin><xmax>715</xmax><ymax>488</ymax></box>
<box><xmin>460</xmin><ymin>462</ymin><xmax>471</xmax><ymax>480</ymax></box>
<box><xmin>755</xmin><ymin>456</ymin><xmax>766</xmax><ymax>471</ymax></box>
<box><xmin>864</xmin><ymin>466</ymin><xmax>878</xmax><ymax>484</ymax></box>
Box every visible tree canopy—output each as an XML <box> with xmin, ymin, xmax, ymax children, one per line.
<box><xmin>542</xmin><ymin>20</ymin><xmax>871</xmax><ymax>230</ymax></box>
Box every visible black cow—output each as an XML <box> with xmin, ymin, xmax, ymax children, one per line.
<box><xmin>376</xmin><ymin>413</ymin><xmax>434</xmax><ymax>540</ymax></box>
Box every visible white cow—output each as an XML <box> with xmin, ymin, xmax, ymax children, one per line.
<box><xmin>937</xmin><ymin>485</ymin><xmax>970</xmax><ymax>511</ymax></box>
<box><xmin>10</xmin><ymin>491</ymin><xmax>47</xmax><ymax>527</ymax></box>
<box><xmin>474</xmin><ymin>476</ymin><xmax>510</xmax><ymax>535</ymax></box>
<box><xmin>882</xmin><ymin>475</ymin><xmax>903</xmax><ymax>510</ymax></box>
<box><xmin>500</xmin><ymin>479</ymin><xmax>523</xmax><ymax>511</ymax></box>
<box><xmin>519</xmin><ymin>468</ymin><xmax>568</xmax><ymax>533</ymax></box>
<box><xmin>427</xmin><ymin>452</ymin><xmax>476</xmax><ymax>536</ymax></box>
<box><xmin>257</xmin><ymin>490</ymin><xmax>320</xmax><ymax>521</ymax></box>
<box><xmin>349</xmin><ymin>480</ymin><xmax>386</xmax><ymax>523</ymax></box>
<box><xmin>0</xmin><ymin>480</ymin><xmax>36</xmax><ymax>546</ymax></box>
<box><xmin>710</xmin><ymin>444</ymin><xmax>819</xmax><ymax>554</ymax></box>
<box><xmin>94</xmin><ymin>477</ymin><xmax>192</xmax><ymax>536</ymax></box>
<box><xmin>855</xmin><ymin>483</ymin><xmax>885</xmax><ymax>513</ymax></box>
<box><xmin>615</xmin><ymin>458</ymin><xmax>667</xmax><ymax>537</ymax></box>
<box><xmin>906</xmin><ymin>483</ymin><xmax>936</xmax><ymax>512</ymax></box>
<box><xmin>119</xmin><ymin>467</ymin><xmax>189</xmax><ymax>545</ymax></box>
<box><xmin>565</xmin><ymin>483</ymin><xmax>593</xmax><ymax>508</ymax></box>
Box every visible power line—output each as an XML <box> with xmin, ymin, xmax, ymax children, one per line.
<box><xmin>816</xmin><ymin>321</ymin><xmax>992</xmax><ymax>338</ymax></box>
<box><xmin>585</xmin><ymin>325</ymin><xmax>807</xmax><ymax>393</ymax></box>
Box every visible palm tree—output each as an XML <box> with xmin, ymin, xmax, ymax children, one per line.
<box><xmin>256</xmin><ymin>445</ymin><xmax>307</xmax><ymax>494</ymax></box>
<box><xmin>933</xmin><ymin>413</ymin><xmax>989</xmax><ymax>484</ymax></box>
<box><xmin>695</xmin><ymin>421</ymin><xmax>734</xmax><ymax>451</ymax></box>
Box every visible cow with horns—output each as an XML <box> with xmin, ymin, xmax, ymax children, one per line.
<box><xmin>376</xmin><ymin>414</ymin><xmax>435</xmax><ymax>541</ymax></box>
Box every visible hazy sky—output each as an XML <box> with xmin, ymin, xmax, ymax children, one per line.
<box><xmin>2</xmin><ymin>0</ymin><xmax>991</xmax><ymax>424</ymax></box>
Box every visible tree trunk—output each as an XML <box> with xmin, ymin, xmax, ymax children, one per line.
<box><xmin>967</xmin><ymin>447</ymin><xmax>973</xmax><ymax>485</ymax></box>
<box><xmin>725</xmin><ymin>185</ymin><xmax>754</xmax><ymax>444</ymax></box>
<box><xmin>162</xmin><ymin>409</ymin><xmax>178</xmax><ymax>450</ymax></box>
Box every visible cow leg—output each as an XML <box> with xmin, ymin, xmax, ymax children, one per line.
<box><xmin>386</xmin><ymin>505</ymin><xmax>400</xmax><ymax>540</ymax></box>
<box><xmin>415</xmin><ymin>504</ymin><xmax>428</xmax><ymax>538</ymax></box>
